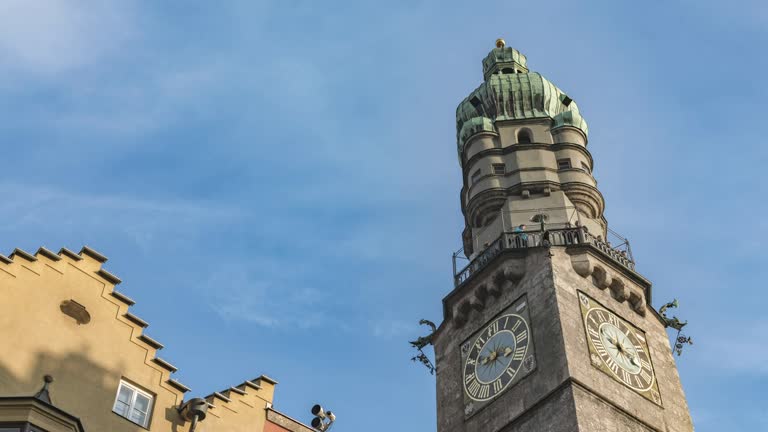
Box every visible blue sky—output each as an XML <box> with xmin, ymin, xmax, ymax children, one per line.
<box><xmin>1</xmin><ymin>1</ymin><xmax>766</xmax><ymax>430</ymax></box>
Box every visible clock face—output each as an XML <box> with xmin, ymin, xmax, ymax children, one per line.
<box><xmin>579</xmin><ymin>291</ymin><xmax>662</xmax><ymax>405</ymax></box>
<box><xmin>461</xmin><ymin>296</ymin><xmax>536</xmax><ymax>417</ymax></box>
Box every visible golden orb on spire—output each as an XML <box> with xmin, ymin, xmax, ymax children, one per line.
<box><xmin>495</xmin><ymin>38</ymin><xmax>506</xmax><ymax>48</ymax></box>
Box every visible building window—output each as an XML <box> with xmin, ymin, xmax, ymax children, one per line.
<box><xmin>113</xmin><ymin>380</ymin><xmax>153</xmax><ymax>428</ymax></box>
<box><xmin>517</xmin><ymin>129</ymin><xmax>532</xmax><ymax>144</ymax></box>
<box><xmin>492</xmin><ymin>164</ymin><xmax>506</xmax><ymax>175</ymax></box>
<box><xmin>471</xmin><ymin>169</ymin><xmax>482</xmax><ymax>182</ymax></box>
<box><xmin>581</xmin><ymin>161</ymin><xmax>591</xmax><ymax>173</ymax></box>
<box><xmin>557</xmin><ymin>159</ymin><xmax>572</xmax><ymax>170</ymax></box>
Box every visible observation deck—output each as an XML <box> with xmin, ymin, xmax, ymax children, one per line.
<box><xmin>452</xmin><ymin>226</ymin><xmax>635</xmax><ymax>287</ymax></box>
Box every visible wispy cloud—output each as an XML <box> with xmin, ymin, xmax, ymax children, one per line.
<box><xmin>0</xmin><ymin>0</ymin><xmax>135</xmax><ymax>76</ymax></box>
<box><xmin>208</xmin><ymin>266</ymin><xmax>327</xmax><ymax>330</ymax></box>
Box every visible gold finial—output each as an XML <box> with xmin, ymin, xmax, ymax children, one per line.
<box><xmin>495</xmin><ymin>38</ymin><xmax>506</xmax><ymax>49</ymax></box>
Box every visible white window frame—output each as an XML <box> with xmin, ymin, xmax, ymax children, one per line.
<box><xmin>113</xmin><ymin>380</ymin><xmax>154</xmax><ymax>428</ymax></box>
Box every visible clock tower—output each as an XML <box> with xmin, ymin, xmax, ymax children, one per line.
<box><xmin>432</xmin><ymin>40</ymin><xmax>693</xmax><ymax>432</ymax></box>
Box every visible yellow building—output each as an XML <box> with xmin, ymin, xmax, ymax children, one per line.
<box><xmin>0</xmin><ymin>246</ymin><xmax>316</xmax><ymax>432</ymax></box>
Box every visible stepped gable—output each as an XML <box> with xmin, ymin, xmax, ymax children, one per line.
<box><xmin>203</xmin><ymin>375</ymin><xmax>278</xmax><ymax>418</ymax></box>
<box><xmin>0</xmin><ymin>246</ymin><xmax>191</xmax><ymax>400</ymax></box>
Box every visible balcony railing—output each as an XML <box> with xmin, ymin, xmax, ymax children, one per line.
<box><xmin>452</xmin><ymin>227</ymin><xmax>635</xmax><ymax>287</ymax></box>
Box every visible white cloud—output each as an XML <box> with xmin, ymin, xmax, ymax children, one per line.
<box><xmin>0</xmin><ymin>0</ymin><xmax>135</xmax><ymax>75</ymax></box>
<box><xmin>203</xmin><ymin>258</ymin><xmax>330</xmax><ymax>330</ymax></box>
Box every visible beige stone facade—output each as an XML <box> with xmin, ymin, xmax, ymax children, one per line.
<box><xmin>435</xmin><ymin>247</ymin><xmax>693</xmax><ymax>432</ymax></box>
<box><xmin>0</xmin><ymin>246</ymin><xmax>314</xmax><ymax>432</ymax></box>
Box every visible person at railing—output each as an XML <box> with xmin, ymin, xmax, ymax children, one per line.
<box><xmin>513</xmin><ymin>224</ymin><xmax>528</xmax><ymax>248</ymax></box>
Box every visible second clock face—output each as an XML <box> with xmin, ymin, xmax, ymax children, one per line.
<box><xmin>461</xmin><ymin>295</ymin><xmax>536</xmax><ymax>417</ymax></box>
<box><xmin>579</xmin><ymin>291</ymin><xmax>662</xmax><ymax>405</ymax></box>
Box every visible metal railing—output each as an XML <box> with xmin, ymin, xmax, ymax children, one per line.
<box><xmin>452</xmin><ymin>227</ymin><xmax>635</xmax><ymax>287</ymax></box>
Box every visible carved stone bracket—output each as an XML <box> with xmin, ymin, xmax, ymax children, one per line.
<box><xmin>452</xmin><ymin>258</ymin><xmax>527</xmax><ymax>328</ymax></box>
<box><xmin>569</xmin><ymin>253</ymin><xmax>646</xmax><ymax>316</ymax></box>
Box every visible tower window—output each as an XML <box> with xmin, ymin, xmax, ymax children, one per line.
<box><xmin>492</xmin><ymin>164</ymin><xmax>506</xmax><ymax>175</ymax></box>
<box><xmin>113</xmin><ymin>380</ymin><xmax>154</xmax><ymax>427</ymax></box>
<box><xmin>557</xmin><ymin>159</ymin><xmax>572</xmax><ymax>170</ymax></box>
<box><xmin>581</xmin><ymin>162</ymin><xmax>591</xmax><ymax>173</ymax></box>
<box><xmin>471</xmin><ymin>169</ymin><xmax>482</xmax><ymax>182</ymax></box>
<box><xmin>502</xmin><ymin>67</ymin><xmax>515</xmax><ymax>74</ymax></box>
<box><xmin>517</xmin><ymin>129</ymin><xmax>532</xmax><ymax>144</ymax></box>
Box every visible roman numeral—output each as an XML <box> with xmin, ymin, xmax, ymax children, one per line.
<box><xmin>513</xmin><ymin>347</ymin><xmax>526</xmax><ymax>360</ymax></box>
<box><xmin>467</xmin><ymin>358</ymin><xmax>476</xmax><ymax>366</ymax></box>
<box><xmin>511</xmin><ymin>319</ymin><xmax>522</xmax><ymax>332</ymax></box>
<box><xmin>465</xmin><ymin>373</ymin><xmax>475</xmax><ymax>384</ymax></box>
<box><xmin>596</xmin><ymin>310</ymin><xmax>607</xmax><ymax>322</ymax></box>
<box><xmin>503</xmin><ymin>316</ymin><xmax>509</xmax><ymax>329</ymax></box>
<box><xmin>621</xmin><ymin>369</ymin><xmax>631</xmax><ymax>383</ymax></box>
<box><xmin>593</xmin><ymin>339</ymin><xmax>607</xmax><ymax>356</ymax></box>
<box><xmin>588</xmin><ymin>327</ymin><xmax>600</xmax><ymax>339</ymax></box>
<box><xmin>640</xmin><ymin>359</ymin><xmax>651</xmax><ymax>370</ymax></box>
<box><xmin>634</xmin><ymin>344</ymin><xmax>645</xmax><ymax>354</ymax></box>
<box><xmin>467</xmin><ymin>379</ymin><xmax>481</xmax><ymax>397</ymax></box>
<box><xmin>478</xmin><ymin>384</ymin><xmax>490</xmax><ymax>399</ymax></box>
<box><xmin>516</xmin><ymin>329</ymin><xmax>528</xmax><ymax>343</ymax></box>
<box><xmin>605</xmin><ymin>356</ymin><xmax>619</xmax><ymax>374</ymax></box>
<box><xmin>487</xmin><ymin>321</ymin><xmax>499</xmax><ymax>337</ymax></box>
<box><xmin>589</xmin><ymin>316</ymin><xmax>599</xmax><ymax>326</ymax></box>
<box><xmin>633</xmin><ymin>375</ymin><xmax>642</xmax><ymax>388</ymax></box>
<box><xmin>506</xmin><ymin>367</ymin><xmax>517</xmax><ymax>377</ymax></box>
<box><xmin>493</xmin><ymin>379</ymin><xmax>503</xmax><ymax>393</ymax></box>
<box><xmin>474</xmin><ymin>336</ymin><xmax>485</xmax><ymax>351</ymax></box>
<box><xmin>608</xmin><ymin>313</ymin><xmax>620</xmax><ymax>327</ymax></box>
<box><xmin>640</xmin><ymin>370</ymin><xmax>652</xmax><ymax>384</ymax></box>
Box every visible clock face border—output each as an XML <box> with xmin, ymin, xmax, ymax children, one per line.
<box><xmin>578</xmin><ymin>291</ymin><xmax>663</xmax><ymax>406</ymax></box>
<box><xmin>460</xmin><ymin>294</ymin><xmax>537</xmax><ymax>418</ymax></box>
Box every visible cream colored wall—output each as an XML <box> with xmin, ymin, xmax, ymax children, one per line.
<box><xmin>0</xmin><ymin>247</ymin><xmax>284</xmax><ymax>432</ymax></box>
<box><xmin>0</xmin><ymin>248</ymin><xmax>187</xmax><ymax>432</ymax></box>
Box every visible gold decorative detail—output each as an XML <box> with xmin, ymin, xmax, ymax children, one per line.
<box><xmin>590</xmin><ymin>353</ymin><xmax>602</xmax><ymax>367</ymax></box>
<box><xmin>579</xmin><ymin>292</ymin><xmax>590</xmax><ymax>307</ymax></box>
<box><xmin>495</xmin><ymin>38</ymin><xmax>506</xmax><ymax>48</ymax></box>
<box><xmin>651</xmin><ymin>389</ymin><xmax>662</xmax><ymax>404</ymax></box>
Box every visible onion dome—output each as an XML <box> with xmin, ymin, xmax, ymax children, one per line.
<box><xmin>456</xmin><ymin>41</ymin><xmax>588</xmax><ymax>163</ymax></box>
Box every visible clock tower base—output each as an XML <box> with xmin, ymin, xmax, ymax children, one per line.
<box><xmin>432</xmin><ymin>247</ymin><xmax>693</xmax><ymax>432</ymax></box>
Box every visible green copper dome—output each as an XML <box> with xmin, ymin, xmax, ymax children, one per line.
<box><xmin>457</xmin><ymin>45</ymin><xmax>588</xmax><ymax>160</ymax></box>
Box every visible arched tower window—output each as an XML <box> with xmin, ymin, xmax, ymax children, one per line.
<box><xmin>517</xmin><ymin>128</ymin><xmax>532</xmax><ymax>144</ymax></box>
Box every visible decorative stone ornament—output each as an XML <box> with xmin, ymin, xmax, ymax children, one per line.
<box><xmin>60</xmin><ymin>299</ymin><xmax>91</xmax><ymax>325</ymax></box>
<box><xmin>569</xmin><ymin>252</ymin><xmax>647</xmax><ymax>316</ymax></box>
